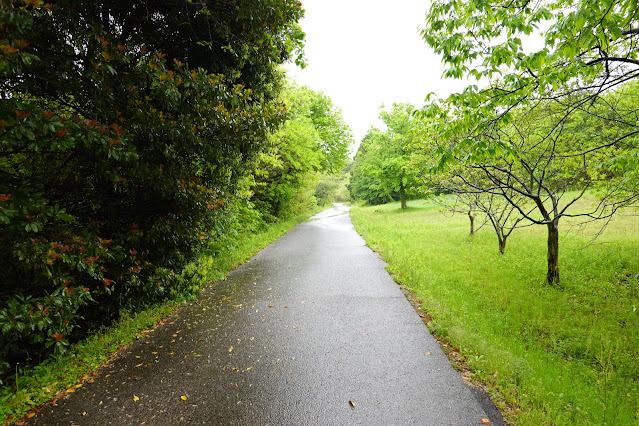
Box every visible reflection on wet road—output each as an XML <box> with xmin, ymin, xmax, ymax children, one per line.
<box><xmin>31</xmin><ymin>204</ymin><xmax>499</xmax><ymax>425</ymax></box>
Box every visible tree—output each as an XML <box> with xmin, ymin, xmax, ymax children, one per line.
<box><xmin>421</xmin><ymin>170</ymin><xmax>524</xmax><ymax>253</ymax></box>
<box><xmin>422</xmin><ymin>94</ymin><xmax>637</xmax><ymax>283</ymax></box>
<box><xmin>349</xmin><ymin>132</ymin><xmax>393</xmax><ymax>205</ymax></box>
<box><xmin>349</xmin><ymin>103</ymin><xmax>419</xmax><ymax>209</ymax></box>
<box><xmin>411</xmin><ymin>122</ymin><xmax>526</xmax><ymax>252</ymax></box>
<box><xmin>0</xmin><ymin>0</ymin><xmax>304</xmax><ymax>371</ymax></box>
<box><xmin>419</xmin><ymin>0</ymin><xmax>639</xmax><ymax>283</ymax></box>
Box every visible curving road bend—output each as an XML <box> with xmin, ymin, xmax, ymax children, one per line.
<box><xmin>29</xmin><ymin>204</ymin><xmax>503</xmax><ymax>425</ymax></box>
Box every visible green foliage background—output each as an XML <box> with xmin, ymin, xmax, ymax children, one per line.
<box><xmin>0</xmin><ymin>0</ymin><xmax>351</xmax><ymax>384</ymax></box>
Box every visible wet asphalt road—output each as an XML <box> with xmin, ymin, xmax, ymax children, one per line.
<box><xmin>29</xmin><ymin>204</ymin><xmax>502</xmax><ymax>425</ymax></box>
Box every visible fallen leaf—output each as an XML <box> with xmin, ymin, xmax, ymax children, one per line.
<box><xmin>426</xmin><ymin>352</ymin><xmax>432</xmax><ymax>356</ymax></box>
<box><xmin>228</xmin><ymin>346</ymin><xmax>234</xmax><ymax>353</ymax></box>
<box><xmin>349</xmin><ymin>400</ymin><xmax>355</xmax><ymax>408</ymax></box>
<box><xmin>246</xmin><ymin>367</ymin><xmax>253</xmax><ymax>371</ymax></box>
<box><xmin>26</xmin><ymin>412</ymin><xmax>35</xmax><ymax>419</ymax></box>
<box><xmin>65</xmin><ymin>388</ymin><xmax>75</xmax><ymax>394</ymax></box>
<box><xmin>480</xmin><ymin>419</ymin><xmax>492</xmax><ymax>424</ymax></box>
<box><xmin>180</xmin><ymin>395</ymin><xmax>187</xmax><ymax>401</ymax></box>
<box><xmin>135</xmin><ymin>363</ymin><xmax>143</xmax><ymax>367</ymax></box>
<box><xmin>75</xmin><ymin>384</ymin><xmax>82</xmax><ymax>388</ymax></box>
<box><xmin>133</xmin><ymin>395</ymin><xmax>139</xmax><ymax>402</ymax></box>
<box><xmin>82</xmin><ymin>411</ymin><xmax>87</xmax><ymax>416</ymax></box>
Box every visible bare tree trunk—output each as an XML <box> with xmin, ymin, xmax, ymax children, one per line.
<box><xmin>498</xmin><ymin>236</ymin><xmax>507</xmax><ymax>254</ymax></box>
<box><xmin>468</xmin><ymin>210</ymin><xmax>475</xmax><ymax>236</ymax></box>
<box><xmin>546</xmin><ymin>220</ymin><xmax>560</xmax><ymax>284</ymax></box>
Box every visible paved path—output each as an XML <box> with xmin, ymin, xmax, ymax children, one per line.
<box><xmin>30</xmin><ymin>204</ymin><xmax>502</xmax><ymax>425</ymax></box>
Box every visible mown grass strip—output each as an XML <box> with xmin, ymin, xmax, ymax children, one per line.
<box><xmin>0</xmin><ymin>209</ymin><xmax>320</xmax><ymax>425</ymax></box>
<box><xmin>350</xmin><ymin>198</ymin><xmax>639</xmax><ymax>425</ymax></box>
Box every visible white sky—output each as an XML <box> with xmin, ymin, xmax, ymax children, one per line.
<box><xmin>283</xmin><ymin>0</ymin><xmax>472</xmax><ymax>150</ymax></box>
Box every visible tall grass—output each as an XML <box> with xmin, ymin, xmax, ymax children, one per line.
<box><xmin>351</xmin><ymin>197</ymin><xmax>639</xmax><ymax>425</ymax></box>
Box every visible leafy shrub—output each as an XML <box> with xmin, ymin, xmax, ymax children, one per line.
<box><xmin>0</xmin><ymin>0</ymin><xmax>303</xmax><ymax>381</ymax></box>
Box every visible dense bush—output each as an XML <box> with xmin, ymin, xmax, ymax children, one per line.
<box><xmin>0</xmin><ymin>0</ymin><xmax>304</xmax><ymax>379</ymax></box>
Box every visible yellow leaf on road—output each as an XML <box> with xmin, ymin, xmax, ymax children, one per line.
<box><xmin>133</xmin><ymin>395</ymin><xmax>140</xmax><ymax>402</ymax></box>
<box><xmin>181</xmin><ymin>395</ymin><xmax>187</xmax><ymax>401</ymax></box>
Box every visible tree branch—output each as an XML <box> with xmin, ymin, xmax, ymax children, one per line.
<box><xmin>586</xmin><ymin>56</ymin><xmax>639</xmax><ymax>67</ymax></box>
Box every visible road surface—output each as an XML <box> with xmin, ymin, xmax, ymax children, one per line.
<box><xmin>29</xmin><ymin>204</ymin><xmax>503</xmax><ymax>425</ymax></box>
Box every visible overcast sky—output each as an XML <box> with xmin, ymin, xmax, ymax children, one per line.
<box><xmin>283</xmin><ymin>0</ymin><xmax>472</xmax><ymax>150</ymax></box>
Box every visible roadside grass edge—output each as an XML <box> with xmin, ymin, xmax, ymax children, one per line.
<box><xmin>0</xmin><ymin>208</ymin><xmax>322</xmax><ymax>425</ymax></box>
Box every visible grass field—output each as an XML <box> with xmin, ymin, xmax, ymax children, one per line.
<box><xmin>350</xmin><ymin>197</ymin><xmax>639</xmax><ymax>425</ymax></box>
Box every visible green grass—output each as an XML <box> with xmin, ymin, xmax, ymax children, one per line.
<box><xmin>0</xmin><ymin>209</ymin><xmax>319</xmax><ymax>425</ymax></box>
<box><xmin>350</xmin><ymin>197</ymin><xmax>639</xmax><ymax>425</ymax></box>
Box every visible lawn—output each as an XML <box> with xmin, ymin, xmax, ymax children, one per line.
<box><xmin>350</xmin><ymin>197</ymin><xmax>639</xmax><ymax>425</ymax></box>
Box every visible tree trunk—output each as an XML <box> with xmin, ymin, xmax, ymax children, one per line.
<box><xmin>546</xmin><ymin>221</ymin><xmax>560</xmax><ymax>284</ymax></box>
<box><xmin>399</xmin><ymin>185</ymin><xmax>407</xmax><ymax>210</ymax></box>
<box><xmin>498</xmin><ymin>236</ymin><xmax>507</xmax><ymax>254</ymax></box>
<box><xmin>468</xmin><ymin>210</ymin><xmax>475</xmax><ymax>236</ymax></box>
